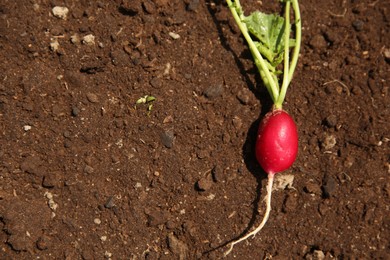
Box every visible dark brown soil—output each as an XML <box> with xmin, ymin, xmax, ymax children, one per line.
<box><xmin>1</xmin><ymin>0</ymin><xmax>389</xmax><ymax>259</ymax></box>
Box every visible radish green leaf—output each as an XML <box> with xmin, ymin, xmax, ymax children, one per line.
<box><xmin>244</xmin><ymin>11</ymin><xmax>295</xmax><ymax>66</ymax></box>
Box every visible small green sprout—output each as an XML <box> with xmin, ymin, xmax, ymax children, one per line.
<box><xmin>135</xmin><ymin>95</ymin><xmax>156</xmax><ymax>113</ymax></box>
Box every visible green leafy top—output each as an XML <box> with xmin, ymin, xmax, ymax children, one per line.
<box><xmin>225</xmin><ymin>0</ymin><xmax>301</xmax><ymax>109</ymax></box>
<box><xmin>244</xmin><ymin>11</ymin><xmax>295</xmax><ymax>67</ymax></box>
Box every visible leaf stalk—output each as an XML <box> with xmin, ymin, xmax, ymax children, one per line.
<box><xmin>226</xmin><ymin>0</ymin><xmax>279</xmax><ymax>103</ymax></box>
<box><xmin>226</xmin><ymin>0</ymin><xmax>301</xmax><ymax>109</ymax></box>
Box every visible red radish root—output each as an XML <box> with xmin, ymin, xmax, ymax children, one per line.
<box><xmin>224</xmin><ymin>109</ymin><xmax>298</xmax><ymax>256</ymax></box>
<box><xmin>255</xmin><ymin>109</ymin><xmax>298</xmax><ymax>174</ymax></box>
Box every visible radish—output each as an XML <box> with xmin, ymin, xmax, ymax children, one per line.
<box><xmin>224</xmin><ymin>0</ymin><xmax>301</xmax><ymax>256</ymax></box>
<box><xmin>255</xmin><ymin>109</ymin><xmax>298</xmax><ymax>175</ymax></box>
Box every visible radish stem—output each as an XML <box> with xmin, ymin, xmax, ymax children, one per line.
<box><xmin>288</xmin><ymin>0</ymin><xmax>301</xmax><ymax>85</ymax></box>
<box><xmin>275</xmin><ymin>1</ymin><xmax>291</xmax><ymax>109</ymax></box>
<box><xmin>226</xmin><ymin>0</ymin><xmax>302</xmax><ymax>108</ymax></box>
<box><xmin>224</xmin><ymin>173</ymin><xmax>275</xmax><ymax>257</ymax></box>
<box><xmin>276</xmin><ymin>0</ymin><xmax>302</xmax><ymax>108</ymax></box>
<box><xmin>226</xmin><ymin>0</ymin><xmax>279</xmax><ymax>103</ymax></box>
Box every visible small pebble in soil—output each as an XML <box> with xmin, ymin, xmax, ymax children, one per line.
<box><xmin>104</xmin><ymin>196</ymin><xmax>115</xmax><ymax>208</ymax></box>
<box><xmin>82</xmin><ymin>34</ymin><xmax>95</xmax><ymax>45</ymax></box>
<box><xmin>84</xmin><ymin>165</ymin><xmax>94</xmax><ymax>174</ymax></box>
<box><xmin>52</xmin><ymin>104</ymin><xmax>64</xmax><ymax>117</ymax></box>
<box><xmin>351</xmin><ymin>85</ymin><xmax>363</xmax><ymax>95</ymax></box>
<box><xmin>36</xmin><ymin>236</ymin><xmax>49</xmax><ymax>250</ymax></box>
<box><xmin>169</xmin><ymin>32</ymin><xmax>180</xmax><ymax>40</ymax></box>
<box><xmin>22</xmin><ymin>101</ymin><xmax>34</xmax><ymax>111</ymax></box>
<box><xmin>324</xmin><ymin>115</ymin><xmax>337</xmax><ymax>128</ymax></box>
<box><xmin>72</xmin><ymin>107</ymin><xmax>80</xmax><ymax>117</ymax></box>
<box><xmin>150</xmin><ymin>77</ymin><xmax>162</xmax><ymax>88</ymax></box>
<box><xmin>196</xmin><ymin>149</ymin><xmax>209</xmax><ymax>159</ymax></box>
<box><xmin>345</xmin><ymin>55</ymin><xmax>359</xmax><ymax>65</ymax></box>
<box><xmin>167</xmin><ymin>233</ymin><xmax>189</xmax><ymax>259</ymax></box>
<box><xmin>304</xmin><ymin>182</ymin><xmax>322</xmax><ymax>195</ymax></box>
<box><xmin>321</xmin><ymin>134</ymin><xmax>337</xmax><ymax>150</ymax></box>
<box><xmin>383</xmin><ymin>48</ymin><xmax>390</xmax><ymax>62</ymax></box>
<box><xmin>318</xmin><ymin>201</ymin><xmax>330</xmax><ymax>216</ymax></box>
<box><xmin>343</xmin><ymin>156</ymin><xmax>355</xmax><ymax>168</ymax></box>
<box><xmin>111</xmin><ymin>154</ymin><xmax>120</xmax><ymax>163</ymax></box>
<box><xmin>187</xmin><ymin>0</ymin><xmax>200</xmax><ymax>11</ymax></box>
<box><xmin>142</xmin><ymin>0</ymin><xmax>156</xmax><ymax>14</ymax></box>
<box><xmin>196</xmin><ymin>176</ymin><xmax>213</xmax><ymax>191</ymax></box>
<box><xmin>203</xmin><ymin>84</ymin><xmax>224</xmax><ymax>99</ymax></box>
<box><xmin>322</xmin><ymin>175</ymin><xmax>338</xmax><ymax>198</ymax></box>
<box><xmin>50</xmin><ymin>26</ymin><xmax>64</xmax><ymax>36</ymax></box>
<box><xmin>352</xmin><ymin>19</ymin><xmax>364</xmax><ymax>31</ymax></box>
<box><xmin>86</xmin><ymin>93</ymin><xmax>99</xmax><ymax>103</ymax></box>
<box><xmin>120</xmin><ymin>1</ymin><xmax>141</xmax><ymax>15</ymax></box>
<box><xmin>79</xmin><ymin>26</ymin><xmax>89</xmax><ymax>33</ymax></box>
<box><xmin>52</xmin><ymin>6</ymin><xmax>69</xmax><ymax>19</ymax></box>
<box><xmin>211</xmin><ymin>165</ymin><xmax>222</xmax><ymax>182</ymax></box>
<box><xmin>324</xmin><ymin>84</ymin><xmax>342</xmax><ymax>95</ymax></box>
<box><xmin>163</xmin><ymin>115</ymin><xmax>174</xmax><ymax>124</ymax></box>
<box><xmin>64</xmin><ymin>140</ymin><xmax>72</xmax><ymax>148</ymax></box>
<box><xmin>305</xmin><ymin>249</ymin><xmax>325</xmax><ymax>260</ymax></box>
<box><xmin>33</xmin><ymin>3</ymin><xmax>40</xmax><ymax>11</ymax></box>
<box><xmin>23</xmin><ymin>125</ymin><xmax>32</xmax><ymax>131</ymax></box>
<box><xmin>110</xmin><ymin>50</ymin><xmax>129</xmax><ymax>66</ymax></box>
<box><xmin>166</xmin><ymin>220</ymin><xmax>177</xmax><ymax>229</ymax></box>
<box><xmin>282</xmin><ymin>193</ymin><xmax>298</xmax><ymax>212</ymax></box>
<box><xmin>236</xmin><ymin>89</ymin><xmax>252</xmax><ymax>105</ymax></box>
<box><xmin>309</xmin><ymin>34</ymin><xmax>327</xmax><ymax>50</ymax></box>
<box><xmin>50</xmin><ymin>38</ymin><xmax>59</xmax><ymax>52</ymax></box>
<box><xmin>42</xmin><ymin>172</ymin><xmax>61</xmax><ymax>188</ymax></box>
<box><xmin>324</xmin><ymin>30</ymin><xmax>339</xmax><ymax>45</ymax></box>
<box><xmin>222</xmin><ymin>132</ymin><xmax>231</xmax><ymax>144</ymax></box>
<box><xmin>94</xmin><ymin>218</ymin><xmax>102</xmax><ymax>225</ymax></box>
<box><xmin>145</xmin><ymin>209</ymin><xmax>168</xmax><ymax>227</ymax></box>
<box><xmin>160</xmin><ymin>130</ymin><xmax>174</xmax><ymax>148</ymax></box>
<box><xmin>232</xmin><ymin>116</ymin><xmax>243</xmax><ymax>129</ymax></box>
<box><xmin>45</xmin><ymin>191</ymin><xmax>58</xmax><ymax>212</ymax></box>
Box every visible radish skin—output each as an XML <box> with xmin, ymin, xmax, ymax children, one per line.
<box><xmin>256</xmin><ymin>109</ymin><xmax>298</xmax><ymax>174</ymax></box>
<box><xmin>224</xmin><ymin>109</ymin><xmax>298</xmax><ymax>256</ymax></box>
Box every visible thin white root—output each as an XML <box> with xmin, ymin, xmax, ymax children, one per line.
<box><xmin>224</xmin><ymin>174</ymin><xmax>275</xmax><ymax>257</ymax></box>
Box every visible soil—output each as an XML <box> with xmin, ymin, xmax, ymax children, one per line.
<box><xmin>0</xmin><ymin>0</ymin><xmax>389</xmax><ymax>259</ymax></box>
